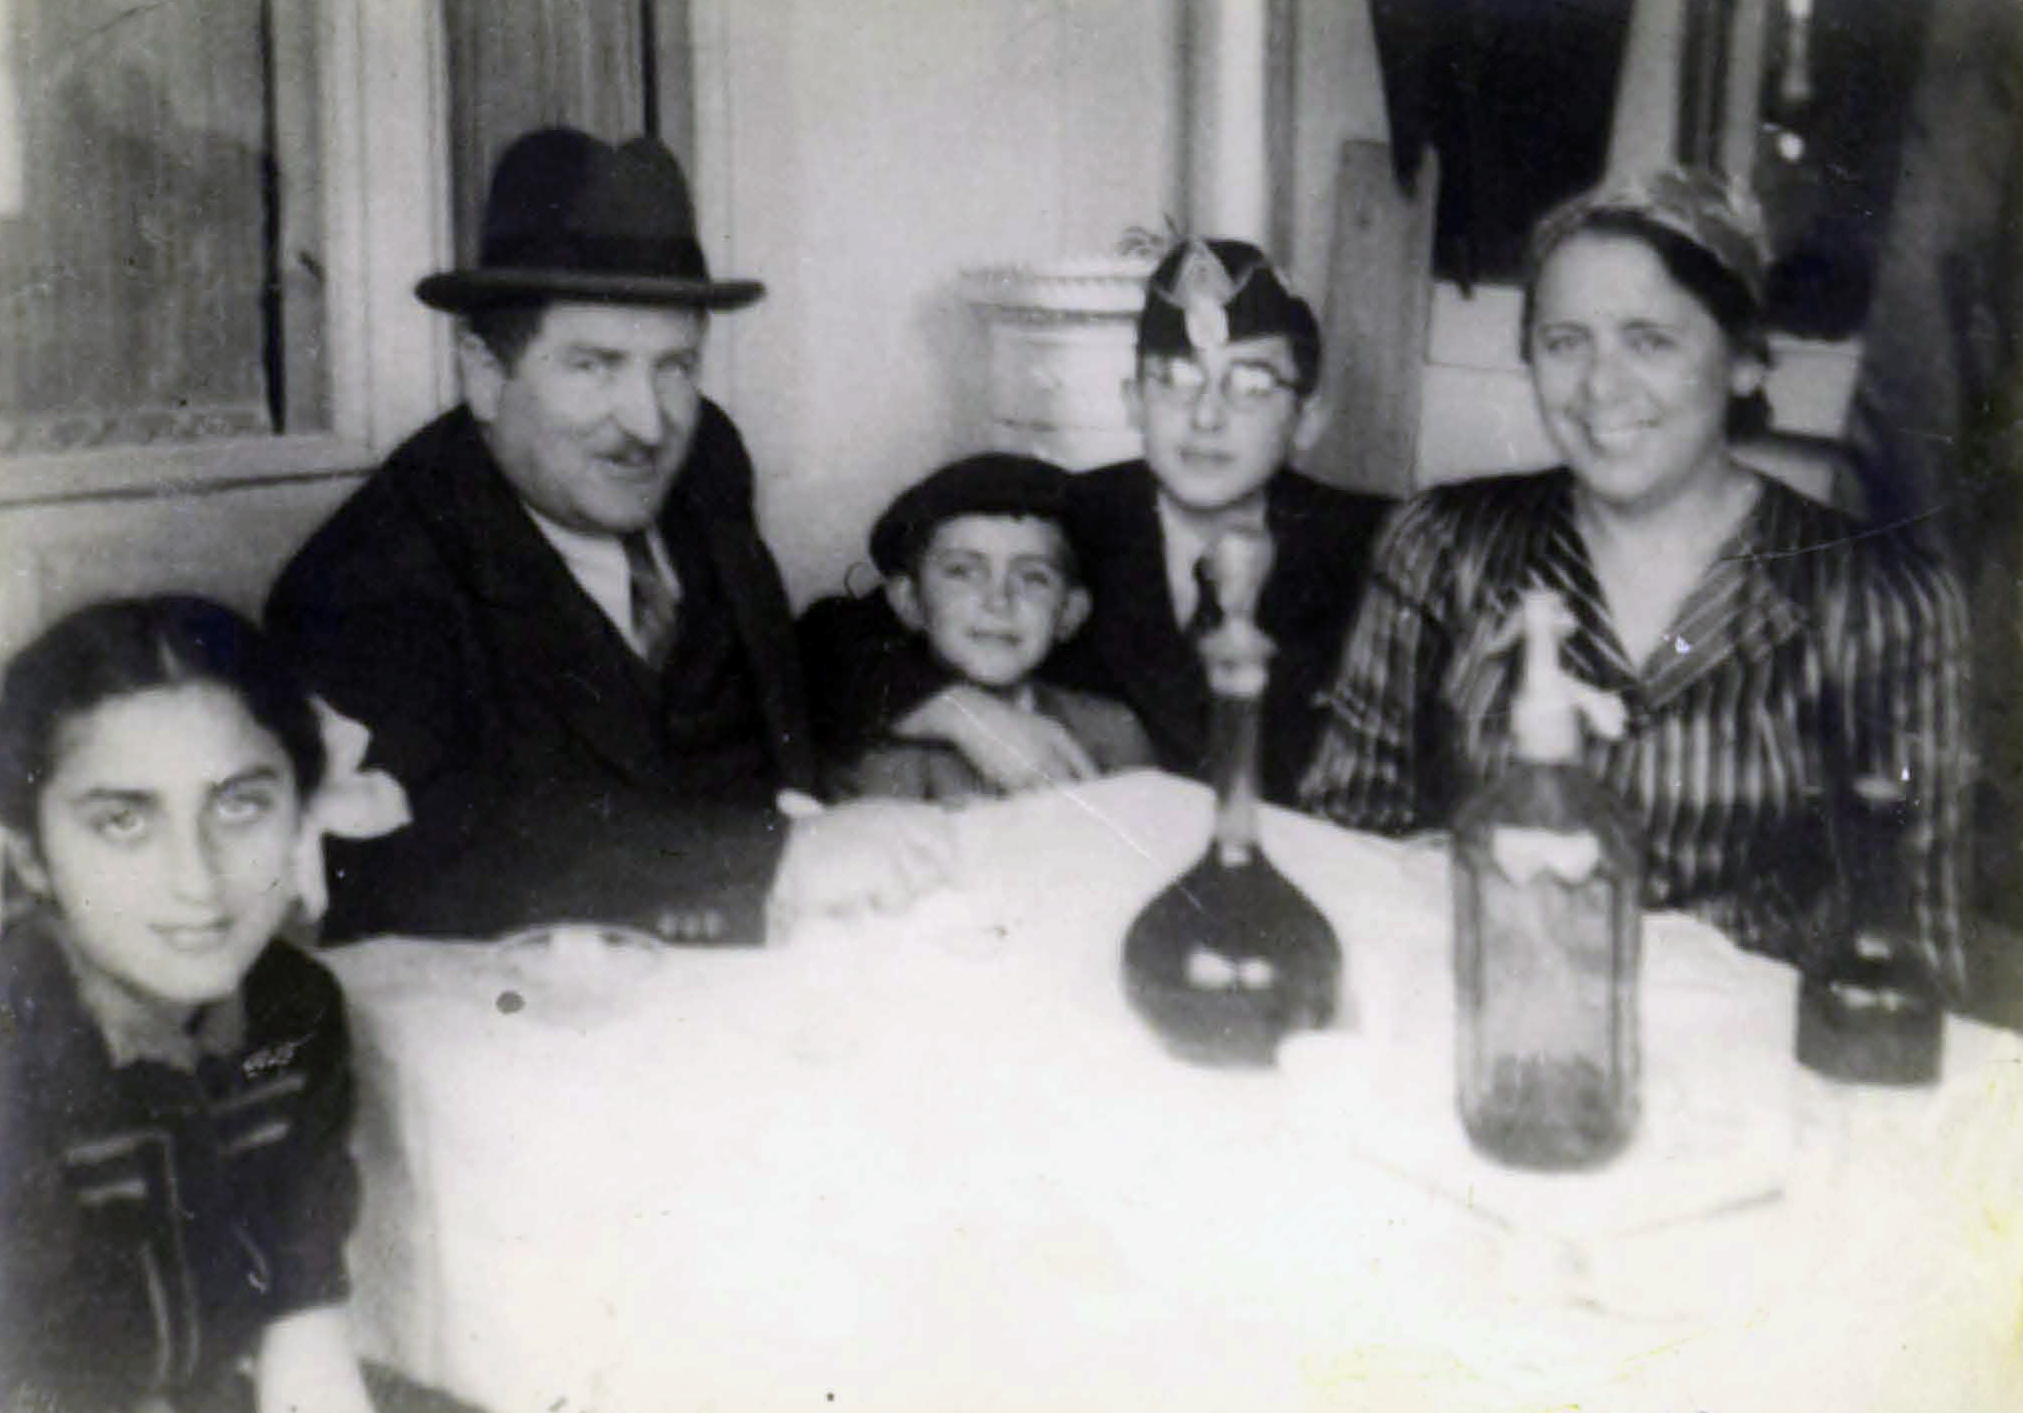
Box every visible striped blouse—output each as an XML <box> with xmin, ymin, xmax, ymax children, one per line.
<box><xmin>1298</xmin><ymin>469</ymin><xmax>1971</xmax><ymax>992</ymax></box>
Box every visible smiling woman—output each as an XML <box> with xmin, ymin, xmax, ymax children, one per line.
<box><xmin>1299</xmin><ymin>166</ymin><xmax>1973</xmax><ymax>1004</ymax></box>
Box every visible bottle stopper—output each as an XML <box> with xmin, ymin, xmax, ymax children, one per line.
<box><xmin>1494</xmin><ymin>589</ymin><xmax>1624</xmax><ymax>763</ymax></box>
<box><xmin>1199</xmin><ymin>526</ymin><xmax>1276</xmax><ymax>698</ymax></box>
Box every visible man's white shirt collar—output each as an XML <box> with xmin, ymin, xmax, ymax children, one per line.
<box><xmin>520</xmin><ymin>504</ymin><xmax>678</xmax><ymax>659</ymax></box>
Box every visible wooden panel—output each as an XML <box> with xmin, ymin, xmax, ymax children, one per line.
<box><xmin>1306</xmin><ymin>139</ymin><xmax>1437</xmax><ymax>497</ymax></box>
<box><xmin>1277</xmin><ymin>0</ymin><xmax>1391</xmax><ymax>297</ymax></box>
<box><xmin>0</xmin><ymin>476</ymin><xmax>363</xmax><ymax>658</ymax></box>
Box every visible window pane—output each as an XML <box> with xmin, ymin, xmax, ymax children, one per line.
<box><xmin>0</xmin><ymin>0</ymin><xmax>326</xmax><ymax>456</ymax></box>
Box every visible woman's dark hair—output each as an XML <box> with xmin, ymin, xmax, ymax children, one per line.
<box><xmin>1521</xmin><ymin>210</ymin><xmax>1774</xmax><ymax>438</ymax></box>
<box><xmin>0</xmin><ymin>596</ymin><xmax>326</xmax><ymax>840</ymax></box>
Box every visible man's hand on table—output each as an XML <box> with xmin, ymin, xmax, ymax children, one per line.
<box><xmin>767</xmin><ymin>798</ymin><xmax>961</xmax><ymax>934</ymax></box>
<box><xmin>897</xmin><ymin>684</ymin><xmax>1098</xmax><ymax>793</ymax></box>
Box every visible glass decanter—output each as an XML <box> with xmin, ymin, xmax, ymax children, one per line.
<box><xmin>1796</xmin><ymin>775</ymin><xmax>1943</xmax><ymax>1085</ymax></box>
<box><xmin>1123</xmin><ymin>528</ymin><xmax>1342</xmax><ymax>1066</ymax></box>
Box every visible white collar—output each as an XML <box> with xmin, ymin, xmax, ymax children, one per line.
<box><xmin>519</xmin><ymin>505</ymin><xmax>676</xmax><ymax>657</ymax></box>
<box><xmin>1155</xmin><ymin>493</ymin><xmax>1268</xmax><ymax>628</ymax></box>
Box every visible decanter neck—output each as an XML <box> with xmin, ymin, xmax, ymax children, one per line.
<box><xmin>1208</xmin><ymin>689</ymin><xmax>1263</xmax><ymax>865</ymax></box>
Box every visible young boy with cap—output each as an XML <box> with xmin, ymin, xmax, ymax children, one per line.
<box><xmin>832</xmin><ymin>453</ymin><xmax>1153</xmax><ymax>802</ymax></box>
<box><xmin>801</xmin><ymin>238</ymin><xmax>1390</xmax><ymax>804</ymax></box>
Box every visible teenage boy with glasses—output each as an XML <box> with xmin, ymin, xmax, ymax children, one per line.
<box><xmin>802</xmin><ymin>238</ymin><xmax>1392</xmax><ymax>805</ymax></box>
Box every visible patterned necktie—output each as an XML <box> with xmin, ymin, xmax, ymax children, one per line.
<box><xmin>623</xmin><ymin>530</ymin><xmax>680</xmax><ymax>668</ymax></box>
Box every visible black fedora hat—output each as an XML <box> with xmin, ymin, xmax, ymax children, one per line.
<box><xmin>416</xmin><ymin>127</ymin><xmax>764</xmax><ymax>312</ymax></box>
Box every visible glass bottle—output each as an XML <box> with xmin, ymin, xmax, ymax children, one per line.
<box><xmin>1123</xmin><ymin>528</ymin><xmax>1342</xmax><ymax>1067</ymax></box>
<box><xmin>1452</xmin><ymin>590</ymin><xmax>1641</xmax><ymax>1169</ymax></box>
<box><xmin>1796</xmin><ymin>775</ymin><xmax>1943</xmax><ymax>1085</ymax></box>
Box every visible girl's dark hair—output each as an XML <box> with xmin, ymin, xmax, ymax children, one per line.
<box><xmin>1521</xmin><ymin>210</ymin><xmax>1774</xmax><ymax>438</ymax></box>
<box><xmin>0</xmin><ymin>596</ymin><xmax>325</xmax><ymax>840</ymax></box>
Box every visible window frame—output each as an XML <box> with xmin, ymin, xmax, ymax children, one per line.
<box><xmin>0</xmin><ymin>0</ymin><xmax>456</xmax><ymax>509</ymax></box>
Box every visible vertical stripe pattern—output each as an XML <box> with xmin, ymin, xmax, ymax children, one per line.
<box><xmin>1299</xmin><ymin>469</ymin><xmax>1970</xmax><ymax>991</ymax></box>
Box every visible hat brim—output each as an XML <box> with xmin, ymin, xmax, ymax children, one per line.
<box><xmin>416</xmin><ymin>268</ymin><xmax>766</xmax><ymax>312</ymax></box>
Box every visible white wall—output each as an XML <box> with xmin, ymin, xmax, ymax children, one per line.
<box><xmin>684</xmin><ymin>0</ymin><xmax>1867</xmax><ymax>599</ymax></box>
<box><xmin>692</xmin><ymin>0</ymin><xmax>1180</xmax><ymax>605</ymax></box>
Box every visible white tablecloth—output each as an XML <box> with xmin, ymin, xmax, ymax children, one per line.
<box><xmin>329</xmin><ymin>771</ymin><xmax>2023</xmax><ymax>1413</ymax></box>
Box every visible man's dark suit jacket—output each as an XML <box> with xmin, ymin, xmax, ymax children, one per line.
<box><xmin>801</xmin><ymin>460</ymin><xmax>1391</xmax><ymax>805</ymax></box>
<box><xmin>267</xmin><ymin>402</ymin><xmax>816</xmax><ymax>943</ymax></box>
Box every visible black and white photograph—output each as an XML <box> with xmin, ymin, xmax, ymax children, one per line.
<box><xmin>2</xmin><ymin>1</ymin><xmax>2019</xmax><ymax>1409</ymax></box>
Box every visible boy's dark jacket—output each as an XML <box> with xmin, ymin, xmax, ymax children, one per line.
<box><xmin>801</xmin><ymin>460</ymin><xmax>1390</xmax><ymax>805</ymax></box>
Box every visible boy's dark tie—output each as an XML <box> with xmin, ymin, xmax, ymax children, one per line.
<box><xmin>623</xmin><ymin>530</ymin><xmax>680</xmax><ymax>668</ymax></box>
<box><xmin>1186</xmin><ymin>553</ymin><xmax>1225</xmax><ymax>640</ymax></box>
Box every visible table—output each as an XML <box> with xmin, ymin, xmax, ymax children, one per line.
<box><xmin>329</xmin><ymin>771</ymin><xmax>2023</xmax><ymax>1413</ymax></box>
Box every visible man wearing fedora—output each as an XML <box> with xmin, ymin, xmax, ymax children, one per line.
<box><xmin>269</xmin><ymin>127</ymin><xmax>950</xmax><ymax>943</ymax></box>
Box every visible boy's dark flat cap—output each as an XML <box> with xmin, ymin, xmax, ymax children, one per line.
<box><xmin>871</xmin><ymin>453</ymin><xmax>1081</xmax><ymax>577</ymax></box>
<box><xmin>417</xmin><ymin>127</ymin><xmax>764</xmax><ymax>312</ymax></box>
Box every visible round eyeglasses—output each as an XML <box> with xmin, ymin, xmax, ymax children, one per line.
<box><xmin>1141</xmin><ymin>357</ymin><xmax>1302</xmax><ymax>410</ymax></box>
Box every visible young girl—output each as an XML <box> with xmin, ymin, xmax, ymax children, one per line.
<box><xmin>0</xmin><ymin>596</ymin><xmax>428</xmax><ymax>1413</ymax></box>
